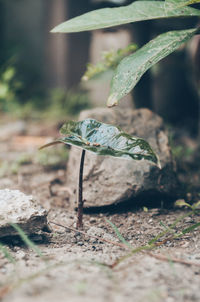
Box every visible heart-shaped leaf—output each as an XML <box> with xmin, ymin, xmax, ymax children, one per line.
<box><xmin>40</xmin><ymin>119</ymin><xmax>160</xmax><ymax>167</ymax></box>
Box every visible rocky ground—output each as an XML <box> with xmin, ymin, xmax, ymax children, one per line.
<box><xmin>0</xmin><ymin>116</ymin><xmax>200</xmax><ymax>302</ymax></box>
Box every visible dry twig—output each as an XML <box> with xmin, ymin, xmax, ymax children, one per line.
<box><xmin>147</xmin><ymin>252</ymin><xmax>200</xmax><ymax>267</ymax></box>
<box><xmin>49</xmin><ymin>220</ymin><xmax>128</xmax><ymax>249</ymax></box>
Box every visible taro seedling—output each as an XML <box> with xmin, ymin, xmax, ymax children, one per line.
<box><xmin>40</xmin><ymin>118</ymin><xmax>160</xmax><ymax>229</ymax></box>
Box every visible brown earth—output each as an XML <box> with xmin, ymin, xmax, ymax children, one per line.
<box><xmin>0</xmin><ymin>118</ymin><xmax>200</xmax><ymax>302</ymax></box>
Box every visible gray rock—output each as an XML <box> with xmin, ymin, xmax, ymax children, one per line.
<box><xmin>0</xmin><ymin>189</ymin><xmax>49</xmax><ymax>238</ymax></box>
<box><xmin>66</xmin><ymin>108</ymin><xmax>178</xmax><ymax>207</ymax></box>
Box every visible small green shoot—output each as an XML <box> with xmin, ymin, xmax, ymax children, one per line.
<box><xmin>0</xmin><ymin>243</ymin><xmax>16</xmax><ymax>264</ymax></box>
<box><xmin>159</xmin><ymin>221</ymin><xmax>175</xmax><ymax>234</ymax></box>
<box><xmin>175</xmin><ymin>200</ymin><xmax>200</xmax><ymax>212</ymax></box>
<box><xmin>176</xmin><ymin>222</ymin><xmax>200</xmax><ymax>238</ymax></box>
<box><xmin>175</xmin><ymin>199</ymin><xmax>193</xmax><ymax>209</ymax></box>
<box><xmin>106</xmin><ymin>208</ymin><xmax>200</xmax><ymax>268</ymax></box>
<box><xmin>193</xmin><ymin>200</ymin><xmax>200</xmax><ymax>210</ymax></box>
<box><xmin>148</xmin><ymin>209</ymin><xmax>196</xmax><ymax>245</ymax></box>
<box><xmin>105</xmin><ymin>218</ymin><xmax>132</xmax><ymax>249</ymax></box>
<box><xmin>10</xmin><ymin>223</ymin><xmax>43</xmax><ymax>258</ymax></box>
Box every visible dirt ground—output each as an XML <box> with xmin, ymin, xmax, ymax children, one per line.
<box><xmin>0</xmin><ymin>118</ymin><xmax>200</xmax><ymax>302</ymax></box>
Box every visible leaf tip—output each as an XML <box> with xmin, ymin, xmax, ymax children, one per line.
<box><xmin>107</xmin><ymin>93</ymin><xmax>118</xmax><ymax>108</ymax></box>
<box><xmin>50</xmin><ymin>24</ymin><xmax>62</xmax><ymax>33</ymax></box>
<box><xmin>157</xmin><ymin>157</ymin><xmax>161</xmax><ymax>169</ymax></box>
<box><xmin>39</xmin><ymin>141</ymin><xmax>62</xmax><ymax>150</ymax></box>
<box><xmin>50</xmin><ymin>27</ymin><xmax>57</xmax><ymax>33</ymax></box>
<box><xmin>81</xmin><ymin>75</ymin><xmax>89</xmax><ymax>82</ymax></box>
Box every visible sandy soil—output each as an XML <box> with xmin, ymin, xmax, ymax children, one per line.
<box><xmin>0</xmin><ymin>119</ymin><xmax>200</xmax><ymax>302</ymax></box>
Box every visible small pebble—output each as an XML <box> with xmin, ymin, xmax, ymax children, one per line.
<box><xmin>0</xmin><ymin>267</ymin><xmax>7</xmax><ymax>274</ymax></box>
<box><xmin>89</xmin><ymin>217</ymin><xmax>96</xmax><ymax>223</ymax></box>
<box><xmin>15</xmin><ymin>250</ymin><xmax>26</xmax><ymax>260</ymax></box>
<box><xmin>77</xmin><ymin>241</ymin><xmax>84</xmax><ymax>246</ymax></box>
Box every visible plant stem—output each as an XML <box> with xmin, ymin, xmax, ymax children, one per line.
<box><xmin>76</xmin><ymin>149</ymin><xmax>86</xmax><ymax>229</ymax></box>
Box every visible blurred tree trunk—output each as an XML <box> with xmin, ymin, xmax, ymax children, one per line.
<box><xmin>0</xmin><ymin>1</ymin><xmax>5</xmax><ymax>63</ymax></box>
<box><xmin>67</xmin><ymin>0</ymin><xmax>92</xmax><ymax>87</ymax></box>
<box><xmin>44</xmin><ymin>0</ymin><xmax>92</xmax><ymax>89</ymax></box>
<box><xmin>44</xmin><ymin>0</ymin><xmax>68</xmax><ymax>89</ymax></box>
<box><xmin>3</xmin><ymin>0</ymin><xmax>46</xmax><ymax>99</ymax></box>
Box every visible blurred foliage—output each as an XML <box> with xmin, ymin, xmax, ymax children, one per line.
<box><xmin>0</xmin><ymin>159</ymin><xmax>24</xmax><ymax>176</ymax></box>
<box><xmin>42</xmin><ymin>89</ymin><xmax>91</xmax><ymax>119</ymax></box>
<box><xmin>169</xmin><ymin>129</ymin><xmax>195</xmax><ymax>162</ymax></box>
<box><xmin>0</xmin><ymin>153</ymin><xmax>32</xmax><ymax>177</ymax></box>
<box><xmin>171</xmin><ymin>144</ymin><xmax>194</xmax><ymax>161</ymax></box>
<box><xmin>0</xmin><ymin>42</ymin><xmax>91</xmax><ymax>119</ymax></box>
<box><xmin>0</xmin><ymin>59</ymin><xmax>90</xmax><ymax>120</ymax></box>
<box><xmin>35</xmin><ymin>146</ymin><xmax>69</xmax><ymax>169</ymax></box>
<box><xmin>0</xmin><ymin>59</ymin><xmax>23</xmax><ymax>112</ymax></box>
<box><xmin>82</xmin><ymin>44</ymin><xmax>137</xmax><ymax>81</ymax></box>
<box><xmin>0</xmin><ymin>146</ymin><xmax>69</xmax><ymax>177</ymax></box>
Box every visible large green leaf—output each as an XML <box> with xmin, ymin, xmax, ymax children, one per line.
<box><xmin>166</xmin><ymin>0</ymin><xmax>200</xmax><ymax>5</ymax></box>
<box><xmin>166</xmin><ymin>0</ymin><xmax>189</xmax><ymax>3</ymax></box>
<box><xmin>51</xmin><ymin>1</ymin><xmax>200</xmax><ymax>33</ymax></box>
<box><xmin>107</xmin><ymin>28</ymin><xmax>197</xmax><ymax>107</ymax></box>
<box><xmin>40</xmin><ymin>119</ymin><xmax>159</xmax><ymax>166</ymax></box>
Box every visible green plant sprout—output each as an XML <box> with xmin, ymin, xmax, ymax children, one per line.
<box><xmin>0</xmin><ymin>242</ymin><xmax>16</xmax><ymax>264</ymax></box>
<box><xmin>0</xmin><ymin>224</ymin><xmax>45</xmax><ymax>268</ymax></box>
<box><xmin>10</xmin><ymin>223</ymin><xmax>44</xmax><ymax>258</ymax></box>
<box><xmin>40</xmin><ymin>118</ymin><xmax>160</xmax><ymax>228</ymax></box>
<box><xmin>105</xmin><ymin>209</ymin><xmax>200</xmax><ymax>268</ymax></box>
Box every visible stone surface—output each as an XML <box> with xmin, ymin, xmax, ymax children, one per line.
<box><xmin>66</xmin><ymin>107</ymin><xmax>178</xmax><ymax>207</ymax></box>
<box><xmin>0</xmin><ymin>189</ymin><xmax>49</xmax><ymax>237</ymax></box>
